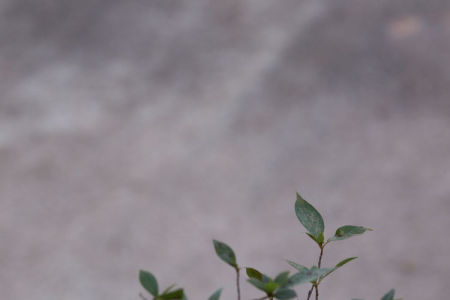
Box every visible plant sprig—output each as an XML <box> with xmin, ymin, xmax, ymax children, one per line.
<box><xmin>139</xmin><ymin>192</ymin><xmax>398</xmax><ymax>300</ymax></box>
<box><xmin>294</xmin><ymin>193</ymin><xmax>372</xmax><ymax>299</ymax></box>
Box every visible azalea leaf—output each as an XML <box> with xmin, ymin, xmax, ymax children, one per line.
<box><xmin>246</xmin><ymin>268</ymin><xmax>263</xmax><ymax>281</ymax></box>
<box><xmin>213</xmin><ymin>240</ymin><xmax>237</xmax><ymax>268</ymax></box>
<box><xmin>139</xmin><ymin>270</ymin><xmax>159</xmax><ymax>297</ymax></box>
<box><xmin>328</xmin><ymin>225</ymin><xmax>373</xmax><ymax>242</ymax></box>
<box><xmin>295</xmin><ymin>193</ymin><xmax>324</xmax><ymax>239</ymax></box>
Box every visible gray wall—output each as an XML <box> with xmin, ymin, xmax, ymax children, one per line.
<box><xmin>1</xmin><ymin>0</ymin><xmax>450</xmax><ymax>299</ymax></box>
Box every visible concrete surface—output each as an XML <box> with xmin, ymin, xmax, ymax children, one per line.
<box><xmin>1</xmin><ymin>0</ymin><xmax>450</xmax><ymax>299</ymax></box>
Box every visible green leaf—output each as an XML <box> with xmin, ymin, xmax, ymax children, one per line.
<box><xmin>246</xmin><ymin>268</ymin><xmax>263</xmax><ymax>281</ymax></box>
<box><xmin>274</xmin><ymin>271</ymin><xmax>290</xmax><ymax>287</ymax></box>
<box><xmin>328</xmin><ymin>225</ymin><xmax>373</xmax><ymax>242</ymax></box>
<box><xmin>295</xmin><ymin>193</ymin><xmax>324</xmax><ymax>239</ymax></box>
<box><xmin>247</xmin><ymin>278</ymin><xmax>267</xmax><ymax>292</ymax></box>
<box><xmin>317</xmin><ymin>257</ymin><xmax>358</xmax><ymax>282</ymax></box>
<box><xmin>213</xmin><ymin>240</ymin><xmax>237</xmax><ymax>268</ymax></box>
<box><xmin>208</xmin><ymin>288</ymin><xmax>223</xmax><ymax>300</ymax></box>
<box><xmin>160</xmin><ymin>288</ymin><xmax>184</xmax><ymax>299</ymax></box>
<box><xmin>274</xmin><ymin>288</ymin><xmax>297</xmax><ymax>299</ymax></box>
<box><xmin>335</xmin><ymin>257</ymin><xmax>358</xmax><ymax>268</ymax></box>
<box><xmin>264</xmin><ymin>281</ymin><xmax>279</xmax><ymax>294</ymax></box>
<box><xmin>285</xmin><ymin>268</ymin><xmax>333</xmax><ymax>287</ymax></box>
<box><xmin>139</xmin><ymin>270</ymin><xmax>159</xmax><ymax>297</ymax></box>
<box><xmin>286</xmin><ymin>260</ymin><xmax>308</xmax><ymax>272</ymax></box>
<box><xmin>381</xmin><ymin>289</ymin><xmax>395</xmax><ymax>300</ymax></box>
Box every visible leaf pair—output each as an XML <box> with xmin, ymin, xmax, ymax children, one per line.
<box><xmin>285</xmin><ymin>266</ymin><xmax>333</xmax><ymax>286</ymax></box>
<box><xmin>246</xmin><ymin>268</ymin><xmax>297</xmax><ymax>299</ymax></box>
<box><xmin>295</xmin><ymin>193</ymin><xmax>372</xmax><ymax>246</ymax></box>
<box><xmin>287</xmin><ymin>257</ymin><xmax>357</xmax><ymax>285</ymax></box>
<box><xmin>139</xmin><ymin>270</ymin><xmax>184</xmax><ymax>300</ymax></box>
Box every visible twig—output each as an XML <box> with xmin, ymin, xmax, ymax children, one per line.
<box><xmin>236</xmin><ymin>267</ymin><xmax>241</xmax><ymax>300</ymax></box>
<box><xmin>307</xmin><ymin>243</ymin><xmax>326</xmax><ymax>300</ymax></box>
<box><xmin>318</xmin><ymin>246</ymin><xmax>324</xmax><ymax>268</ymax></box>
<box><xmin>307</xmin><ymin>285</ymin><xmax>314</xmax><ymax>300</ymax></box>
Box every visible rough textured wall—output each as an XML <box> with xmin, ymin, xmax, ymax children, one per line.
<box><xmin>1</xmin><ymin>0</ymin><xmax>450</xmax><ymax>299</ymax></box>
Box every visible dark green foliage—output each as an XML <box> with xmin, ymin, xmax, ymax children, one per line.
<box><xmin>207</xmin><ymin>288</ymin><xmax>223</xmax><ymax>300</ymax></box>
<box><xmin>139</xmin><ymin>192</ymin><xmax>398</xmax><ymax>300</ymax></box>
<box><xmin>246</xmin><ymin>269</ymin><xmax>300</xmax><ymax>299</ymax></box>
<box><xmin>159</xmin><ymin>288</ymin><xmax>184</xmax><ymax>300</ymax></box>
<box><xmin>139</xmin><ymin>270</ymin><xmax>158</xmax><ymax>297</ymax></box>
<box><xmin>286</xmin><ymin>267</ymin><xmax>333</xmax><ymax>286</ymax></box>
<box><xmin>274</xmin><ymin>288</ymin><xmax>297</xmax><ymax>299</ymax></box>
<box><xmin>213</xmin><ymin>239</ymin><xmax>238</xmax><ymax>268</ymax></box>
<box><xmin>328</xmin><ymin>225</ymin><xmax>373</xmax><ymax>242</ymax></box>
<box><xmin>246</xmin><ymin>267</ymin><xmax>263</xmax><ymax>281</ymax></box>
<box><xmin>380</xmin><ymin>289</ymin><xmax>395</xmax><ymax>300</ymax></box>
<box><xmin>139</xmin><ymin>270</ymin><xmax>184</xmax><ymax>300</ymax></box>
<box><xmin>295</xmin><ymin>193</ymin><xmax>324</xmax><ymax>240</ymax></box>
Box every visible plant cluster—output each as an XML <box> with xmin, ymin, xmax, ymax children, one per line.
<box><xmin>139</xmin><ymin>193</ymin><xmax>400</xmax><ymax>300</ymax></box>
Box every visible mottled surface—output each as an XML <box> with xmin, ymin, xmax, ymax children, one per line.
<box><xmin>1</xmin><ymin>0</ymin><xmax>450</xmax><ymax>299</ymax></box>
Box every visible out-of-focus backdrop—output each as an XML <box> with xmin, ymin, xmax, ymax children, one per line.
<box><xmin>1</xmin><ymin>0</ymin><xmax>450</xmax><ymax>299</ymax></box>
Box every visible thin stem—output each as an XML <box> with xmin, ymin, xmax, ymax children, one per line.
<box><xmin>307</xmin><ymin>286</ymin><xmax>314</xmax><ymax>300</ymax></box>
<box><xmin>307</xmin><ymin>243</ymin><xmax>326</xmax><ymax>300</ymax></box>
<box><xmin>318</xmin><ymin>246</ymin><xmax>324</xmax><ymax>268</ymax></box>
<box><xmin>236</xmin><ymin>267</ymin><xmax>241</xmax><ymax>300</ymax></box>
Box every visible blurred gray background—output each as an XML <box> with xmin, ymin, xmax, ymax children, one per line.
<box><xmin>1</xmin><ymin>0</ymin><xmax>450</xmax><ymax>299</ymax></box>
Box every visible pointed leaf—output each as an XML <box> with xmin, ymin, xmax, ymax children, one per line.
<box><xmin>286</xmin><ymin>260</ymin><xmax>308</xmax><ymax>272</ymax></box>
<box><xmin>381</xmin><ymin>289</ymin><xmax>395</xmax><ymax>300</ymax></box>
<box><xmin>246</xmin><ymin>268</ymin><xmax>263</xmax><ymax>281</ymax></box>
<box><xmin>286</xmin><ymin>268</ymin><xmax>333</xmax><ymax>287</ymax></box>
<box><xmin>208</xmin><ymin>288</ymin><xmax>223</xmax><ymax>300</ymax></box>
<box><xmin>295</xmin><ymin>193</ymin><xmax>324</xmax><ymax>239</ymax></box>
<box><xmin>274</xmin><ymin>289</ymin><xmax>297</xmax><ymax>300</ymax></box>
<box><xmin>317</xmin><ymin>257</ymin><xmax>358</xmax><ymax>282</ymax></box>
<box><xmin>139</xmin><ymin>270</ymin><xmax>159</xmax><ymax>297</ymax></box>
<box><xmin>213</xmin><ymin>240</ymin><xmax>237</xmax><ymax>268</ymax></box>
<box><xmin>160</xmin><ymin>288</ymin><xmax>184</xmax><ymax>299</ymax></box>
<box><xmin>274</xmin><ymin>271</ymin><xmax>290</xmax><ymax>287</ymax></box>
<box><xmin>328</xmin><ymin>225</ymin><xmax>373</xmax><ymax>242</ymax></box>
<box><xmin>336</xmin><ymin>257</ymin><xmax>358</xmax><ymax>268</ymax></box>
